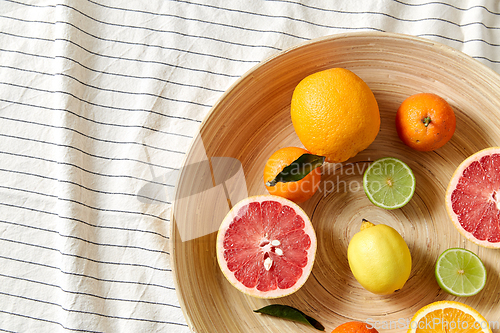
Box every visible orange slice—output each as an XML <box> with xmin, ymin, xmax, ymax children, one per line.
<box><xmin>407</xmin><ymin>301</ymin><xmax>492</xmax><ymax>333</ymax></box>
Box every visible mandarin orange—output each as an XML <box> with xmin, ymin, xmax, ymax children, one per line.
<box><xmin>263</xmin><ymin>147</ymin><xmax>321</xmax><ymax>203</ymax></box>
<box><xmin>332</xmin><ymin>321</ymin><xmax>379</xmax><ymax>333</ymax></box>
<box><xmin>395</xmin><ymin>93</ymin><xmax>456</xmax><ymax>151</ymax></box>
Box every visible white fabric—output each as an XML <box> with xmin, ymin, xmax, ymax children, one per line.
<box><xmin>0</xmin><ymin>0</ymin><xmax>499</xmax><ymax>331</ymax></box>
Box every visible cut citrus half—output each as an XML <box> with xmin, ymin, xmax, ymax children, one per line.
<box><xmin>435</xmin><ymin>248</ymin><xmax>486</xmax><ymax>297</ymax></box>
<box><xmin>216</xmin><ymin>195</ymin><xmax>317</xmax><ymax>298</ymax></box>
<box><xmin>407</xmin><ymin>300</ymin><xmax>492</xmax><ymax>333</ymax></box>
<box><xmin>363</xmin><ymin>157</ymin><xmax>416</xmax><ymax>209</ymax></box>
<box><xmin>446</xmin><ymin>147</ymin><xmax>500</xmax><ymax>248</ymax></box>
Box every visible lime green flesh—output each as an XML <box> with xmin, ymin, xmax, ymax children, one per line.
<box><xmin>435</xmin><ymin>248</ymin><xmax>487</xmax><ymax>297</ymax></box>
<box><xmin>363</xmin><ymin>157</ymin><xmax>416</xmax><ymax>209</ymax></box>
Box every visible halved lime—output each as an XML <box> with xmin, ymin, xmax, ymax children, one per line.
<box><xmin>362</xmin><ymin>157</ymin><xmax>416</xmax><ymax>209</ymax></box>
<box><xmin>435</xmin><ymin>248</ymin><xmax>487</xmax><ymax>297</ymax></box>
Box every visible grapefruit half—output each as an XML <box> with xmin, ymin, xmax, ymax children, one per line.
<box><xmin>216</xmin><ymin>195</ymin><xmax>317</xmax><ymax>298</ymax></box>
<box><xmin>446</xmin><ymin>147</ymin><xmax>500</xmax><ymax>248</ymax></box>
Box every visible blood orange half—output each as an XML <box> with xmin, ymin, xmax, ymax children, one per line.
<box><xmin>446</xmin><ymin>147</ymin><xmax>500</xmax><ymax>248</ymax></box>
<box><xmin>216</xmin><ymin>195</ymin><xmax>317</xmax><ymax>298</ymax></box>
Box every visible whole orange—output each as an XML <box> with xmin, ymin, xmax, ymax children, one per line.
<box><xmin>291</xmin><ymin>68</ymin><xmax>380</xmax><ymax>163</ymax></box>
<box><xmin>331</xmin><ymin>321</ymin><xmax>379</xmax><ymax>333</ymax></box>
<box><xmin>395</xmin><ymin>93</ymin><xmax>456</xmax><ymax>151</ymax></box>
<box><xmin>263</xmin><ymin>147</ymin><xmax>321</xmax><ymax>203</ymax></box>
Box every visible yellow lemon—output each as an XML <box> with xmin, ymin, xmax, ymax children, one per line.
<box><xmin>290</xmin><ymin>68</ymin><xmax>380</xmax><ymax>163</ymax></box>
<box><xmin>347</xmin><ymin>219</ymin><xmax>411</xmax><ymax>295</ymax></box>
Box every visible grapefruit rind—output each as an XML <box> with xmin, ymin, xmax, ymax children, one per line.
<box><xmin>407</xmin><ymin>301</ymin><xmax>492</xmax><ymax>333</ymax></box>
<box><xmin>216</xmin><ymin>195</ymin><xmax>317</xmax><ymax>299</ymax></box>
<box><xmin>445</xmin><ymin>147</ymin><xmax>500</xmax><ymax>249</ymax></box>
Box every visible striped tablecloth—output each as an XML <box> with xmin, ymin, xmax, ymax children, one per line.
<box><xmin>1</xmin><ymin>1</ymin><xmax>499</xmax><ymax>332</ymax></box>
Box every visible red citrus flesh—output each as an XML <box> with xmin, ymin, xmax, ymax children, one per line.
<box><xmin>446</xmin><ymin>147</ymin><xmax>500</xmax><ymax>248</ymax></box>
<box><xmin>216</xmin><ymin>195</ymin><xmax>316</xmax><ymax>298</ymax></box>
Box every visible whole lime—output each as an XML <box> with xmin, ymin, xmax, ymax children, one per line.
<box><xmin>347</xmin><ymin>220</ymin><xmax>412</xmax><ymax>295</ymax></box>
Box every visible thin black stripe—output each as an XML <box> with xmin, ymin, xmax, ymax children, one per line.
<box><xmin>0</xmin><ymin>12</ymin><xmax>49</xmax><ymax>25</ymax></box>
<box><xmin>471</xmin><ymin>55</ymin><xmax>500</xmax><ymax>64</ymax></box>
<box><xmin>172</xmin><ymin>0</ymin><xmax>500</xmax><ymax>45</ymax></box>
<box><xmin>0</xmin><ymin>13</ymin><xmax>260</xmax><ymax>64</ymax></box>
<box><xmin>0</xmin><ymin>218</ymin><xmax>170</xmax><ymax>255</ymax></box>
<box><xmin>1</xmin><ymin>0</ymin><xmax>55</xmax><ymax>8</ymax></box>
<box><xmin>13</xmin><ymin>188</ymin><xmax>169</xmax><ymax>232</ymax></box>
<box><xmin>62</xmin><ymin>1</ymin><xmax>282</xmax><ymax>51</ymax></box>
<box><xmin>87</xmin><ymin>0</ymin><xmax>384</xmax><ymax>33</ymax></box>
<box><xmin>416</xmin><ymin>33</ymin><xmax>471</xmax><ymax>45</ymax></box>
<box><xmin>0</xmin><ymin>29</ymin><xmax>52</xmax><ymax>42</ymax></box>
<box><xmin>0</xmin><ymin>80</ymin><xmax>210</xmax><ymax>118</ymax></box>
<box><xmin>51</xmin><ymin>55</ymin><xmax>225</xmax><ymax>93</ymax></box>
<box><xmin>4</xmin><ymin>28</ymin><xmax>500</xmax><ymax>68</ymax></box>
<box><xmin>0</xmin><ymin>237</ymin><xmax>172</xmax><ymax>272</ymax></box>
<box><xmin>56</xmin><ymin>35</ymin><xmax>242</xmax><ymax>78</ymax></box>
<box><xmin>0</xmin><ymin>172</ymin><xmax>170</xmax><ymax>221</ymax></box>
<box><xmin>0</xmin><ymin>86</ymin><xmax>202</xmax><ymax>127</ymax></box>
<box><xmin>0</xmin><ymin>150</ymin><xmax>175</xmax><ymax>191</ymax></box>
<box><xmin>0</xmin><ymin>184</ymin><xmax>57</xmax><ymax>198</ymax></box>
<box><xmin>0</xmin><ymin>273</ymin><xmax>180</xmax><ymax>308</ymax></box>
<box><xmin>0</xmin><ymin>255</ymin><xmax>175</xmax><ymax>290</ymax></box>
<box><xmin>416</xmin><ymin>34</ymin><xmax>500</xmax><ymax>64</ymax></box>
<box><xmin>0</xmin><ymin>131</ymin><xmax>177</xmax><ymax>174</ymax></box>
<box><xmin>391</xmin><ymin>0</ymin><xmax>500</xmax><ymax>15</ymax></box>
<box><xmin>6</xmin><ymin>0</ymin><xmax>500</xmax><ymax>32</ymax></box>
<box><xmin>0</xmin><ymin>47</ymin><xmax>52</xmax><ymax>59</ymax></box>
<box><xmin>85</xmin><ymin>0</ymin><xmax>309</xmax><ymax>42</ymax></box>
<box><xmin>0</xmin><ymin>310</ymin><xmax>103</xmax><ymax>332</ymax></box>
<box><xmin>5</xmin><ymin>0</ymin><xmax>282</xmax><ymax>51</ymax></box>
<box><xmin>0</xmin><ymin>328</ymin><xmax>17</xmax><ymax>333</ymax></box>
<box><xmin>0</xmin><ymin>292</ymin><xmax>186</xmax><ymax>325</ymax></box>
<box><xmin>0</xmin><ymin>158</ymin><xmax>174</xmax><ymax>225</ymax></box>
<box><xmin>2</xmin><ymin>0</ymin><xmax>53</xmax><ymax>8</ymax></box>
<box><xmin>417</xmin><ymin>33</ymin><xmax>500</xmax><ymax>55</ymax></box>
<box><xmin>167</xmin><ymin>0</ymin><xmax>386</xmax><ymax>31</ymax></box>
<box><xmin>14</xmin><ymin>68</ymin><xmax>204</xmax><ymax>110</ymax></box>
<box><xmin>0</xmin><ymin>168</ymin><xmax>171</xmax><ymax>206</ymax></box>
<box><xmin>263</xmin><ymin>0</ymin><xmax>500</xmax><ymax>30</ymax></box>
<box><xmin>3</xmin><ymin>30</ymin><xmax>500</xmax><ymax>70</ymax></box>
<box><xmin>446</xmin><ymin>37</ymin><xmax>500</xmax><ymax>48</ymax></box>
<box><xmin>78</xmin><ymin>1</ymin><xmax>500</xmax><ymax>64</ymax></box>
<box><xmin>0</xmin><ymin>61</ymin><xmax>220</xmax><ymax>106</ymax></box>
<box><xmin>0</xmin><ymin>94</ymin><xmax>194</xmax><ymax>138</ymax></box>
<box><xmin>14</xmin><ymin>29</ymin><xmax>500</xmax><ymax>82</ymax></box>
<box><xmin>0</xmin><ymin>57</ymin><xmax>224</xmax><ymax>94</ymax></box>
<box><xmin>0</xmin><ymin>30</ymin><xmax>240</xmax><ymax>80</ymax></box>
<box><xmin>2</xmin><ymin>18</ymin><xmax>500</xmax><ymax>67</ymax></box>
<box><xmin>0</xmin><ymin>202</ymin><xmax>170</xmax><ymax>239</ymax></box>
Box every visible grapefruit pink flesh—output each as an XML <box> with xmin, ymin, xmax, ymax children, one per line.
<box><xmin>446</xmin><ymin>148</ymin><xmax>500</xmax><ymax>247</ymax></box>
<box><xmin>216</xmin><ymin>195</ymin><xmax>316</xmax><ymax>298</ymax></box>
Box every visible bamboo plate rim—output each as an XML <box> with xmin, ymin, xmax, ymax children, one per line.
<box><xmin>170</xmin><ymin>31</ymin><xmax>500</xmax><ymax>332</ymax></box>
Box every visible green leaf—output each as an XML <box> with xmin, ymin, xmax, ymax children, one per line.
<box><xmin>266</xmin><ymin>153</ymin><xmax>325</xmax><ymax>187</ymax></box>
<box><xmin>254</xmin><ymin>304</ymin><xmax>325</xmax><ymax>331</ymax></box>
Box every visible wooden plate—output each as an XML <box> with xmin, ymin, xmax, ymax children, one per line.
<box><xmin>171</xmin><ymin>32</ymin><xmax>500</xmax><ymax>332</ymax></box>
